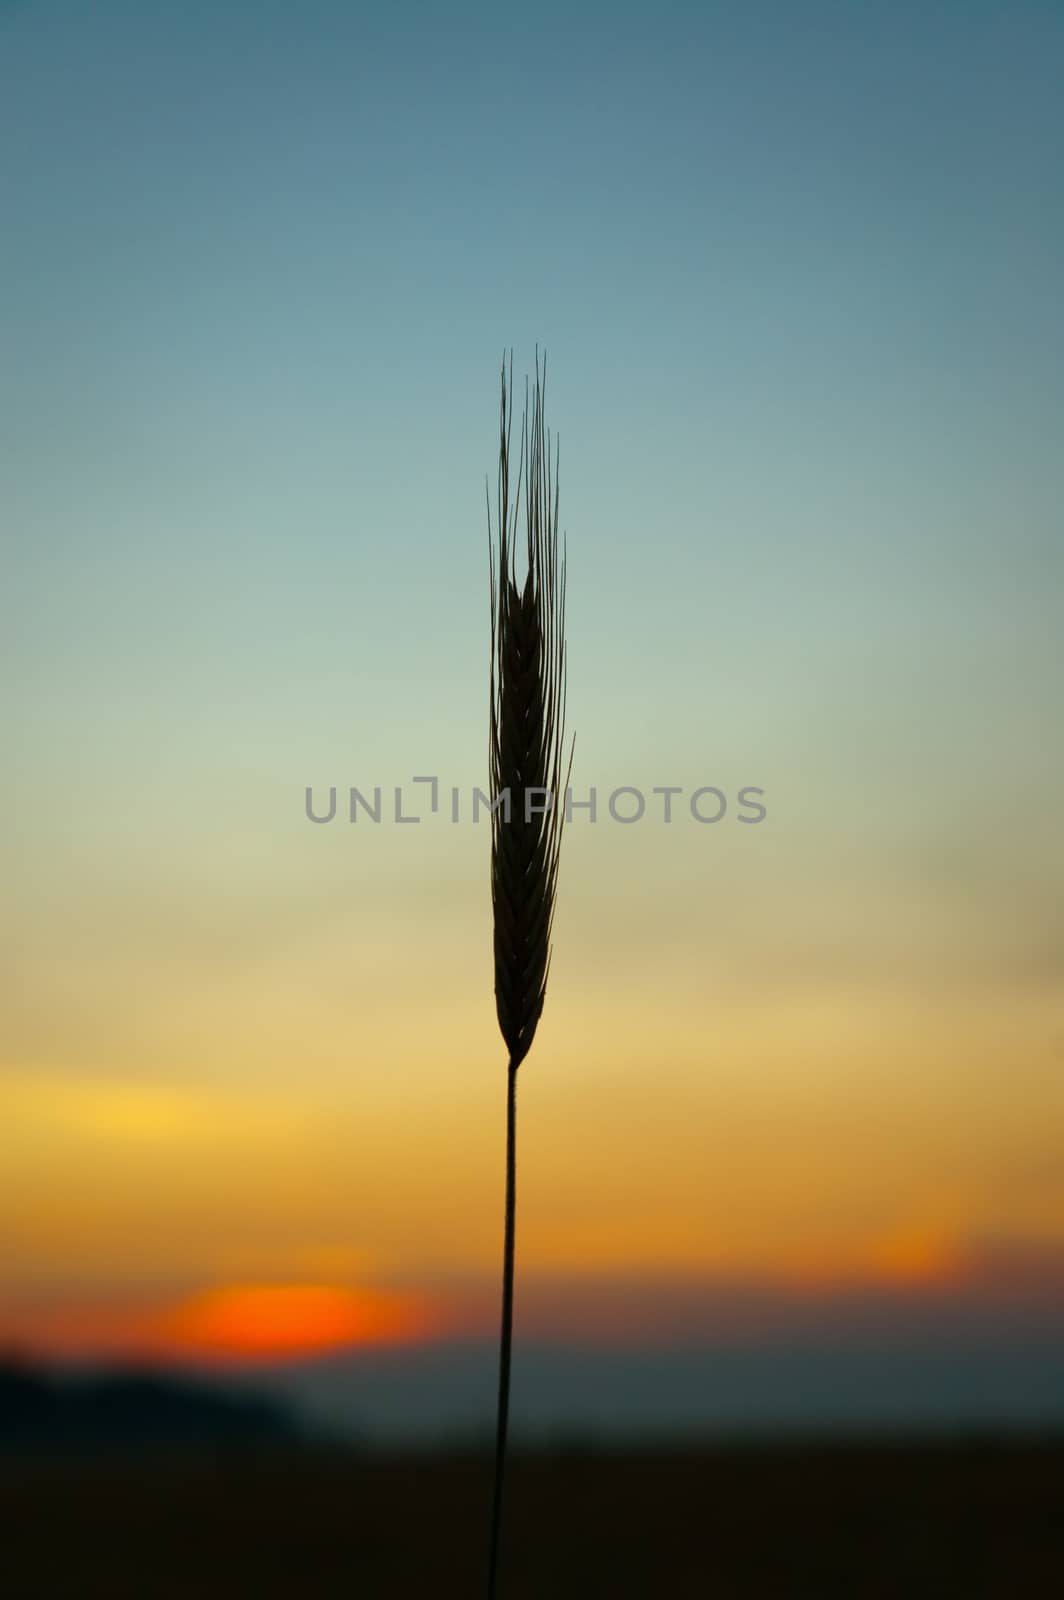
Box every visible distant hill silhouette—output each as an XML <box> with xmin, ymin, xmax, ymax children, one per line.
<box><xmin>0</xmin><ymin>1355</ymin><xmax>299</xmax><ymax>1453</ymax></box>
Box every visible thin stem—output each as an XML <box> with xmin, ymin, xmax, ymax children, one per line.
<box><xmin>488</xmin><ymin>1057</ymin><xmax>518</xmax><ymax>1598</ymax></box>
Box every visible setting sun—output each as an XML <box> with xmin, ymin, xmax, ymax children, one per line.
<box><xmin>160</xmin><ymin>1285</ymin><xmax>432</xmax><ymax>1363</ymax></box>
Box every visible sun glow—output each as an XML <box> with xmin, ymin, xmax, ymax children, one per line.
<box><xmin>160</xmin><ymin>1284</ymin><xmax>432</xmax><ymax>1362</ymax></box>
<box><xmin>1</xmin><ymin>1284</ymin><xmax>434</xmax><ymax>1367</ymax></box>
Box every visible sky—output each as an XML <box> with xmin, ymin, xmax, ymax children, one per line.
<box><xmin>3</xmin><ymin>0</ymin><xmax>1063</xmax><ymax>1411</ymax></box>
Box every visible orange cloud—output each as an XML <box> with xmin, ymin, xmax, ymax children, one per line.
<box><xmin>6</xmin><ymin>1236</ymin><xmax>1063</xmax><ymax>1365</ymax></box>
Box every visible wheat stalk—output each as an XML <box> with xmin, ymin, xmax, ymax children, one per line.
<box><xmin>486</xmin><ymin>350</ymin><xmax>570</xmax><ymax>1598</ymax></box>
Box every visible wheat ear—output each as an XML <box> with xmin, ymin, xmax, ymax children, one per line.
<box><xmin>486</xmin><ymin>350</ymin><xmax>570</xmax><ymax>1598</ymax></box>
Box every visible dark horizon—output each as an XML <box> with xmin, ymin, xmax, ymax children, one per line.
<box><xmin>4</xmin><ymin>1370</ymin><xmax>1062</xmax><ymax>1596</ymax></box>
<box><xmin>7</xmin><ymin>1326</ymin><xmax>1064</xmax><ymax>1452</ymax></box>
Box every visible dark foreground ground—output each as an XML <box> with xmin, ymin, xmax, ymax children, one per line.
<box><xmin>2</xmin><ymin>1438</ymin><xmax>1063</xmax><ymax>1597</ymax></box>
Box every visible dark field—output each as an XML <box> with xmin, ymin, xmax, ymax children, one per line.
<box><xmin>3</xmin><ymin>1438</ymin><xmax>1063</xmax><ymax>1597</ymax></box>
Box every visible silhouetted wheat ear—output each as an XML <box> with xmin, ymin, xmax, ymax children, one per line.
<box><xmin>488</xmin><ymin>351</ymin><xmax>570</xmax><ymax>1070</ymax></box>
<box><xmin>486</xmin><ymin>350</ymin><xmax>570</xmax><ymax>1600</ymax></box>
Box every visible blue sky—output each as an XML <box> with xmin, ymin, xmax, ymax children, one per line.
<box><xmin>7</xmin><ymin>0</ymin><xmax>1061</xmax><ymax>924</ymax></box>
<box><xmin>7</xmin><ymin>2</ymin><xmax>1061</xmax><ymax>757</ymax></box>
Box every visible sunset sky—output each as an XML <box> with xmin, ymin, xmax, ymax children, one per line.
<box><xmin>4</xmin><ymin>1</ymin><xmax>1063</xmax><ymax>1391</ymax></box>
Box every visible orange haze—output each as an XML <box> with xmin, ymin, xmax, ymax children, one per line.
<box><xmin>2</xmin><ymin>1285</ymin><xmax>434</xmax><ymax>1367</ymax></box>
